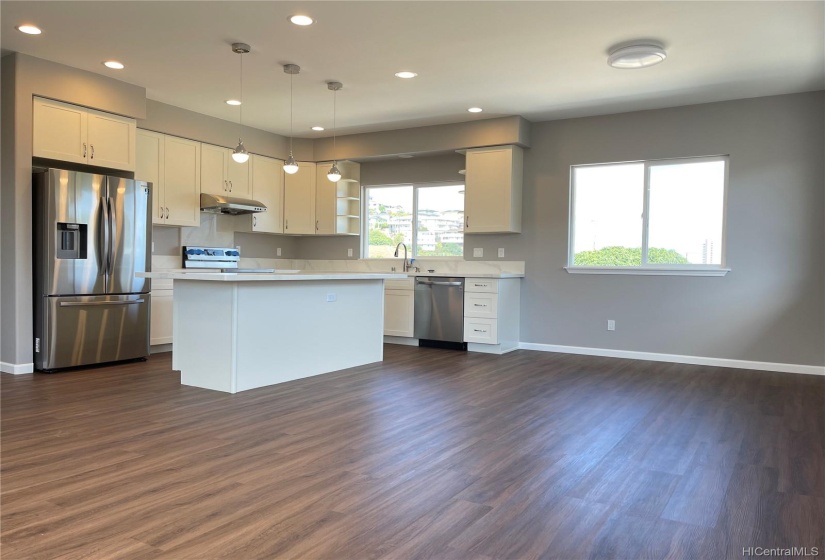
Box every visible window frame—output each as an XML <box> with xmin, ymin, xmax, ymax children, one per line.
<box><xmin>361</xmin><ymin>181</ymin><xmax>466</xmax><ymax>260</ymax></box>
<box><xmin>566</xmin><ymin>155</ymin><xmax>731</xmax><ymax>276</ymax></box>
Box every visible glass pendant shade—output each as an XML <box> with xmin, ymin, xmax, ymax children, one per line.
<box><xmin>327</xmin><ymin>162</ymin><xmax>342</xmax><ymax>183</ymax></box>
<box><xmin>283</xmin><ymin>154</ymin><xmax>299</xmax><ymax>174</ymax></box>
<box><xmin>232</xmin><ymin>139</ymin><xmax>249</xmax><ymax>163</ymax></box>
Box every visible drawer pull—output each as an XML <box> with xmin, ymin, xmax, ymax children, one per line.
<box><xmin>473</xmin><ymin>329</ymin><xmax>487</xmax><ymax>333</ymax></box>
<box><xmin>474</xmin><ymin>303</ymin><xmax>486</xmax><ymax>307</ymax></box>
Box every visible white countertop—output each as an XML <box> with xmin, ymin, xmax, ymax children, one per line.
<box><xmin>138</xmin><ymin>271</ymin><xmax>403</xmax><ymax>282</ymax></box>
<box><xmin>142</xmin><ymin>270</ymin><xmax>524</xmax><ymax>281</ymax></box>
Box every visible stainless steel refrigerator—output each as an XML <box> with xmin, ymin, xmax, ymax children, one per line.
<box><xmin>33</xmin><ymin>168</ymin><xmax>152</xmax><ymax>371</ymax></box>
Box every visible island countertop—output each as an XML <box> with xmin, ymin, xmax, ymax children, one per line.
<box><xmin>138</xmin><ymin>271</ymin><xmax>404</xmax><ymax>282</ymax></box>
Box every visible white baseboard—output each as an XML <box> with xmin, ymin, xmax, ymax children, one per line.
<box><xmin>0</xmin><ymin>362</ymin><xmax>34</xmax><ymax>374</ymax></box>
<box><xmin>383</xmin><ymin>336</ymin><xmax>420</xmax><ymax>347</ymax></box>
<box><xmin>518</xmin><ymin>342</ymin><xmax>825</xmax><ymax>376</ymax></box>
<box><xmin>150</xmin><ymin>344</ymin><xmax>173</xmax><ymax>354</ymax></box>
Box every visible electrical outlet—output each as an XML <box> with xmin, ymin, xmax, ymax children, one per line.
<box><xmin>151</xmin><ymin>241</ymin><xmax>155</xmax><ymax>253</ymax></box>
<box><xmin>347</xmin><ymin>248</ymin><xmax>353</xmax><ymax>257</ymax></box>
<box><xmin>473</xmin><ymin>248</ymin><xmax>483</xmax><ymax>258</ymax></box>
<box><xmin>498</xmin><ymin>248</ymin><xmax>505</xmax><ymax>258</ymax></box>
<box><xmin>235</xmin><ymin>245</ymin><xmax>241</xmax><ymax>253</ymax></box>
<box><xmin>326</xmin><ymin>293</ymin><xmax>337</xmax><ymax>302</ymax></box>
<box><xmin>276</xmin><ymin>247</ymin><xmax>281</xmax><ymax>257</ymax></box>
<box><xmin>607</xmin><ymin>320</ymin><xmax>616</xmax><ymax>331</ymax></box>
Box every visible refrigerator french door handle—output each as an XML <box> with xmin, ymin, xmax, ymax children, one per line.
<box><xmin>60</xmin><ymin>299</ymin><xmax>145</xmax><ymax>307</ymax></box>
<box><xmin>107</xmin><ymin>197</ymin><xmax>116</xmax><ymax>275</ymax></box>
<box><xmin>98</xmin><ymin>196</ymin><xmax>110</xmax><ymax>276</ymax></box>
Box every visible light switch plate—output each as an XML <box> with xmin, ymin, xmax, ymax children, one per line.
<box><xmin>498</xmin><ymin>248</ymin><xmax>505</xmax><ymax>258</ymax></box>
<box><xmin>347</xmin><ymin>248</ymin><xmax>353</xmax><ymax>257</ymax></box>
<box><xmin>326</xmin><ymin>293</ymin><xmax>337</xmax><ymax>302</ymax></box>
<box><xmin>473</xmin><ymin>248</ymin><xmax>483</xmax><ymax>258</ymax></box>
<box><xmin>277</xmin><ymin>247</ymin><xmax>281</xmax><ymax>257</ymax></box>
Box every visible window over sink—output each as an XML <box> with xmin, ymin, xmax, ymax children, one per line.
<box><xmin>363</xmin><ymin>182</ymin><xmax>465</xmax><ymax>258</ymax></box>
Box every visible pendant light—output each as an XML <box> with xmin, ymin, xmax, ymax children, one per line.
<box><xmin>283</xmin><ymin>64</ymin><xmax>300</xmax><ymax>174</ymax></box>
<box><xmin>231</xmin><ymin>43</ymin><xmax>250</xmax><ymax>163</ymax></box>
<box><xmin>327</xmin><ymin>81</ymin><xmax>343</xmax><ymax>183</ymax></box>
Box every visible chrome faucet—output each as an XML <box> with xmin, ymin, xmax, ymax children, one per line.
<box><xmin>394</xmin><ymin>242</ymin><xmax>410</xmax><ymax>272</ymax></box>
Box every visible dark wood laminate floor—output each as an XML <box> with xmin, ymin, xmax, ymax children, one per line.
<box><xmin>2</xmin><ymin>345</ymin><xmax>823</xmax><ymax>560</ymax></box>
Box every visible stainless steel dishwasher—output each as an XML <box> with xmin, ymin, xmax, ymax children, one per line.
<box><xmin>414</xmin><ymin>277</ymin><xmax>466</xmax><ymax>348</ymax></box>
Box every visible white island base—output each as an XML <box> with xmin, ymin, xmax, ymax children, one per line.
<box><xmin>164</xmin><ymin>275</ymin><xmax>392</xmax><ymax>393</ymax></box>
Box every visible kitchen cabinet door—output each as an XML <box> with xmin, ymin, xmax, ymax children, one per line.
<box><xmin>315</xmin><ymin>163</ymin><xmax>337</xmax><ymax>234</ymax></box>
<box><xmin>384</xmin><ymin>289</ymin><xmax>414</xmax><ymax>337</ymax></box>
<box><xmin>136</xmin><ymin>129</ymin><xmax>165</xmax><ymax>225</ymax></box>
<box><xmin>86</xmin><ymin>108</ymin><xmax>136</xmax><ymax>171</ymax></box>
<box><xmin>464</xmin><ymin>146</ymin><xmax>523</xmax><ymax>233</ymax></box>
<box><xmin>33</xmin><ymin>98</ymin><xmax>88</xmax><ymax>164</ymax></box>
<box><xmin>200</xmin><ymin>144</ymin><xmax>228</xmax><ymax>196</ymax></box>
<box><xmin>283</xmin><ymin>162</ymin><xmax>316</xmax><ymax>234</ymax></box>
<box><xmin>250</xmin><ymin>155</ymin><xmax>283</xmax><ymax>233</ymax></box>
<box><xmin>163</xmin><ymin>136</ymin><xmax>201</xmax><ymax>227</ymax></box>
<box><xmin>226</xmin><ymin>155</ymin><xmax>251</xmax><ymax>198</ymax></box>
<box><xmin>150</xmin><ymin>290</ymin><xmax>174</xmax><ymax>345</ymax></box>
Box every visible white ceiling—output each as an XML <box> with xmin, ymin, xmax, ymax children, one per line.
<box><xmin>2</xmin><ymin>1</ymin><xmax>823</xmax><ymax>138</ymax></box>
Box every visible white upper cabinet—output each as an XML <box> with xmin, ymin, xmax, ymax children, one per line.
<box><xmin>283</xmin><ymin>162</ymin><xmax>316</xmax><ymax>234</ymax></box>
<box><xmin>200</xmin><ymin>144</ymin><xmax>251</xmax><ymax>198</ymax></box>
<box><xmin>249</xmin><ymin>155</ymin><xmax>284</xmax><ymax>234</ymax></box>
<box><xmin>33</xmin><ymin>97</ymin><xmax>136</xmax><ymax>171</ymax></box>
<box><xmin>316</xmin><ymin>161</ymin><xmax>361</xmax><ymax>236</ymax></box>
<box><xmin>464</xmin><ymin>145</ymin><xmax>523</xmax><ymax>233</ymax></box>
<box><xmin>136</xmin><ymin>129</ymin><xmax>200</xmax><ymax>228</ymax></box>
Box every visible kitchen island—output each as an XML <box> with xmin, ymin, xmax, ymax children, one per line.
<box><xmin>138</xmin><ymin>271</ymin><xmax>401</xmax><ymax>393</ymax></box>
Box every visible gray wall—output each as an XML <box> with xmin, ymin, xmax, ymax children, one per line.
<box><xmin>469</xmin><ymin>92</ymin><xmax>824</xmax><ymax>366</ymax></box>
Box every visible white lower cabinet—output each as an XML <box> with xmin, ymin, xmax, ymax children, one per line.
<box><xmin>463</xmin><ymin>277</ymin><xmax>520</xmax><ymax>354</ymax></box>
<box><xmin>383</xmin><ymin>277</ymin><xmax>414</xmax><ymax>338</ymax></box>
<box><xmin>150</xmin><ymin>281</ymin><xmax>174</xmax><ymax>346</ymax></box>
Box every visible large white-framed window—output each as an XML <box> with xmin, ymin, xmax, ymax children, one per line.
<box><xmin>567</xmin><ymin>155</ymin><xmax>730</xmax><ymax>276</ymax></box>
<box><xmin>362</xmin><ymin>182</ymin><xmax>465</xmax><ymax>259</ymax></box>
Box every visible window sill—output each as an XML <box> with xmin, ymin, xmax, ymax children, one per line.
<box><xmin>565</xmin><ymin>266</ymin><xmax>730</xmax><ymax>277</ymax></box>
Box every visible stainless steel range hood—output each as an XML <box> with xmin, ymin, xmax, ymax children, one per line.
<box><xmin>200</xmin><ymin>193</ymin><xmax>267</xmax><ymax>215</ymax></box>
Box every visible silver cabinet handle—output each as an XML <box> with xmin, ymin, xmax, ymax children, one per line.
<box><xmin>416</xmin><ymin>279</ymin><xmax>463</xmax><ymax>286</ymax></box>
<box><xmin>83</xmin><ymin>143</ymin><xmax>87</xmax><ymax>158</ymax></box>
<box><xmin>229</xmin><ymin>181</ymin><xmax>233</xmax><ymax>192</ymax></box>
<box><xmin>166</xmin><ymin>207</ymin><xmax>170</xmax><ymax>219</ymax></box>
<box><xmin>285</xmin><ymin>219</ymin><xmax>288</xmax><ymax>230</ymax></box>
<box><xmin>316</xmin><ymin>220</ymin><xmax>319</xmax><ymax>231</ymax></box>
<box><xmin>253</xmin><ymin>216</ymin><xmax>257</xmax><ymax>227</ymax></box>
<box><xmin>465</xmin><ymin>216</ymin><xmax>469</xmax><ymax>228</ymax></box>
<box><xmin>90</xmin><ymin>145</ymin><xmax>95</xmax><ymax>159</ymax></box>
<box><xmin>60</xmin><ymin>299</ymin><xmax>145</xmax><ymax>307</ymax></box>
<box><xmin>473</xmin><ymin>328</ymin><xmax>487</xmax><ymax>333</ymax></box>
<box><xmin>473</xmin><ymin>303</ymin><xmax>486</xmax><ymax>307</ymax></box>
<box><xmin>159</xmin><ymin>206</ymin><xmax>164</xmax><ymax>219</ymax></box>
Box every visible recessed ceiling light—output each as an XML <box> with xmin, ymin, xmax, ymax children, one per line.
<box><xmin>467</xmin><ymin>107</ymin><xmax>483</xmax><ymax>113</ymax></box>
<box><xmin>607</xmin><ymin>43</ymin><xmax>667</xmax><ymax>69</ymax></box>
<box><xmin>394</xmin><ymin>71</ymin><xmax>418</xmax><ymax>79</ymax></box>
<box><xmin>311</xmin><ymin>126</ymin><xmax>325</xmax><ymax>131</ymax></box>
<box><xmin>289</xmin><ymin>15</ymin><xmax>314</xmax><ymax>26</ymax></box>
<box><xmin>225</xmin><ymin>99</ymin><xmax>242</xmax><ymax>106</ymax></box>
<box><xmin>17</xmin><ymin>24</ymin><xmax>41</xmax><ymax>35</ymax></box>
<box><xmin>103</xmin><ymin>61</ymin><xmax>125</xmax><ymax>70</ymax></box>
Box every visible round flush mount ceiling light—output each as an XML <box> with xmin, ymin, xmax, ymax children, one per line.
<box><xmin>289</xmin><ymin>15</ymin><xmax>314</xmax><ymax>26</ymax></box>
<box><xmin>467</xmin><ymin>107</ymin><xmax>483</xmax><ymax>113</ymax></box>
<box><xmin>225</xmin><ymin>99</ymin><xmax>242</xmax><ymax>106</ymax></box>
<box><xmin>17</xmin><ymin>24</ymin><xmax>42</xmax><ymax>34</ymax></box>
<box><xmin>103</xmin><ymin>61</ymin><xmax>125</xmax><ymax>70</ymax></box>
<box><xmin>607</xmin><ymin>43</ymin><xmax>667</xmax><ymax>69</ymax></box>
<box><xmin>311</xmin><ymin>126</ymin><xmax>325</xmax><ymax>131</ymax></box>
<box><xmin>394</xmin><ymin>71</ymin><xmax>418</xmax><ymax>79</ymax></box>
